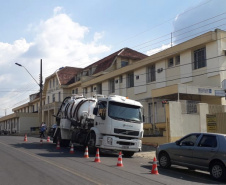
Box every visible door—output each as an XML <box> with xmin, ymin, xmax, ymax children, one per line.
<box><xmin>192</xmin><ymin>134</ymin><xmax>218</xmax><ymax>168</ymax></box>
<box><xmin>170</xmin><ymin>133</ymin><xmax>201</xmax><ymax>165</ymax></box>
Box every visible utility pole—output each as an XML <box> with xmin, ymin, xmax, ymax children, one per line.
<box><xmin>39</xmin><ymin>59</ymin><xmax>43</xmax><ymax>125</ymax></box>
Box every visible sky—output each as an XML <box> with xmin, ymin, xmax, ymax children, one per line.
<box><xmin>0</xmin><ymin>0</ymin><xmax>226</xmax><ymax>116</ymax></box>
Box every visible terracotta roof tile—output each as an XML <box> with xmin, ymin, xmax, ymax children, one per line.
<box><xmin>57</xmin><ymin>67</ymin><xmax>82</xmax><ymax>85</ymax></box>
<box><xmin>83</xmin><ymin>47</ymin><xmax>147</xmax><ymax>75</ymax></box>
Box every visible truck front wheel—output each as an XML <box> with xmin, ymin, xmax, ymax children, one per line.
<box><xmin>122</xmin><ymin>151</ymin><xmax>135</xmax><ymax>158</ymax></box>
<box><xmin>86</xmin><ymin>132</ymin><xmax>96</xmax><ymax>154</ymax></box>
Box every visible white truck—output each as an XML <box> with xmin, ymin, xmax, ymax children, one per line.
<box><xmin>53</xmin><ymin>94</ymin><xmax>144</xmax><ymax>157</ymax></box>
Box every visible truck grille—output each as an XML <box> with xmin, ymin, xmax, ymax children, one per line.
<box><xmin>117</xmin><ymin>141</ymin><xmax>135</xmax><ymax>145</ymax></box>
<box><xmin>114</xmin><ymin>128</ymin><xmax>139</xmax><ymax>136</ymax></box>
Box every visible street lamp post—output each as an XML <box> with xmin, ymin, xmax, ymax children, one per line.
<box><xmin>15</xmin><ymin>59</ymin><xmax>43</xmax><ymax>126</ymax></box>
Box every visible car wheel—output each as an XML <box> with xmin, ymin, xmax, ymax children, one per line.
<box><xmin>159</xmin><ymin>152</ymin><xmax>171</xmax><ymax>168</ymax></box>
<box><xmin>210</xmin><ymin>161</ymin><xmax>226</xmax><ymax>181</ymax></box>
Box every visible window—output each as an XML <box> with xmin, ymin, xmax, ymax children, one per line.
<box><xmin>58</xmin><ymin>92</ymin><xmax>61</xmax><ymax>102</ymax></box>
<box><xmin>179</xmin><ymin>134</ymin><xmax>200</xmax><ymax>146</ymax></box>
<box><xmin>97</xmin><ymin>84</ymin><xmax>102</xmax><ymax>94</ymax></box>
<box><xmin>97</xmin><ymin>101</ymin><xmax>107</xmax><ymax>120</ymax></box>
<box><xmin>168</xmin><ymin>58</ymin><xmax>174</xmax><ymax>67</ymax></box>
<box><xmin>48</xmin><ymin>96</ymin><xmax>49</xmax><ymax>104</ymax></box>
<box><xmin>83</xmin><ymin>87</ymin><xmax>87</xmax><ymax>94</ymax></box>
<box><xmin>147</xmin><ymin>65</ymin><xmax>156</xmax><ymax>82</ymax></box>
<box><xmin>88</xmin><ymin>68</ymin><xmax>92</xmax><ymax>76</ymax></box>
<box><xmin>175</xmin><ymin>55</ymin><xmax>180</xmax><ymax>65</ymax></box>
<box><xmin>198</xmin><ymin>135</ymin><xmax>217</xmax><ymax>148</ymax></box>
<box><xmin>194</xmin><ymin>47</ymin><xmax>206</xmax><ymax>69</ymax></box>
<box><xmin>108</xmin><ymin>101</ymin><xmax>142</xmax><ymax>123</ymax></box>
<box><xmin>75</xmin><ymin>75</ymin><xmax>80</xmax><ymax>82</ymax></box>
<box><xmin>109</xmin><ymin>79</ymin><xmax>115</xmax><ymax>93</ymax></box>
<box><xmin>127</xmin><ymin>73</ymin><xmax>134</xmax><ymax>88</ymax></box>
<box><xmin>53</xmin><ymin>78</ymin><xmax>55</xmax><ymax>87</ymax></box>
<box><xmin>72</xmin><ymin>89</ymin><xmax>75</xmax><ymax>94</ymax></box>
<box><xmin>121</xmin><ymin>61</ymin><xmax>128</xmax><ymax>67</ymax></box>
<box><xmin>49</xmin><ymin>80</ymin><xmax>52</xmax><ymax>89</ymax></box>
<box><xmin>52</xmin><ymin>94</ymin><xmax>55</xmax><ymax>102</ymax></box>
<box><xmin>75</xmin><ymin>88</ymin><xmax>78</xmax><ymax>94</ymax></box>
<box><xmin>119</xmin><ymin>75</ymin><xmax>123</xmax><ymax>83</ymax></box>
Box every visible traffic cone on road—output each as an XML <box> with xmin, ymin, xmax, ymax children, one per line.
<box><xmin>56</xmin><ymin>140</ymin><xmax>60</xmax><ymax>150</ymax></box>
<box><xmin>24</xmin><ymin>134</ymin><xmax>28</xmax><ymax>142</ymax></box>
<box><xmin>46</xmin><ymin>136</ymin><xmax>50</xmax><ymax>142</ymax></box>
<box><xmin>94</xmin><ymin>148</ymin><xmax>101</xmax><ymax>163</ymax></box>
<box><xmin>84</xmin><ymin>146</ymin><xmax>89</xmax><ymax>158</ymax></box>
<box><xmin>151</xmin><ymin>157</ymin><xmax>159</xmax><ymax>175</ymax></box>
<box><xmin>117</xmin><ymin>151</ymin><xmax>123</xmax><ymax>167</ymax></box>
<box><xmin>70</xmin><ymin>143</ymin><xmax>75</xmax><ymax>154</ymax></box>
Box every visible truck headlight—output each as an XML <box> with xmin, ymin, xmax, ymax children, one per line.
<box><xmin>107</xmin><ymin>137</ymin><xmax>113</xmax><ymax>145</ymax></box>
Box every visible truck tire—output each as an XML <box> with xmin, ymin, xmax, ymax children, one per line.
<box><xmin>86</xmin><ymin>132</ymin><xmax>96</xmax><ymax>154</ymax></box>
<box><xmin>60</xmin><ymin>139</ymin><xmax>70</xmax><ymax>147</ymax></box>
<box><xmin>122</xmin><ymin>151</ymin><xmax>135</xmax><ymax>158</ymax></box>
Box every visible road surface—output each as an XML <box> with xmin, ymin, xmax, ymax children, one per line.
<box><xmin>0</xmin><ymin>136</ymin><xmax>224</xmax><ymax>185</ymax></box>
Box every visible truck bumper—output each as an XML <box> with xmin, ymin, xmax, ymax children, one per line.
<box><xmin>100</xmin><ymin>135</ymin><xmax>142</xmax><ymax>152</ymax></box>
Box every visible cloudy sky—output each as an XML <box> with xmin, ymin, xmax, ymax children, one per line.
<box><xmin>0</xmin><ymin>0</ymin><xmax>226</xmax><ymax>116</ymax></box>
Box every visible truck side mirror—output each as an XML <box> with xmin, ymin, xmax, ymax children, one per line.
<box><xmin>93</xmin><ymin>107</ymin><xmax>98</xmax><ymax>115</ymax></box>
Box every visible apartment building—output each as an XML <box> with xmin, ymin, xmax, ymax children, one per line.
<box><xmin>78</xmin><ymin>29</ymin><xmax>226</xmax><ymax>144</ymax></box>
<box><xmin>0</xmin><ymin>93</ymin><xmax>41</xmax><ymax>134</ymax></box>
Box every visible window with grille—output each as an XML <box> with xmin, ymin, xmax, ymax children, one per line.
<box><xmin>194</xmin><ymin>48</ymin><xmax>206</xmax><ymax>69</ymax></box>
<box><xmin>147</xmin><ymin>65</ymin><xmax>156</xmax><ymax>82</ymax></box>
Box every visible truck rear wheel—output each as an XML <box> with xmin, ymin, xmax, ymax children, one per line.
<box><xmin>122</xmin><ymin>151</ymin><xmax>135</xmax><ymax>158</ymax></box>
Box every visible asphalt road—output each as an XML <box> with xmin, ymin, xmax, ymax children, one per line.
<box><xmin>0</xmin><ymin>136</ymin><xmax>224</xmax><ymax>185</ymax></box>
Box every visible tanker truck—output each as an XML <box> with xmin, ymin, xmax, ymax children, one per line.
<box><xmin>52</xmin><ymin>94</ymin><xmax>144</xmax><ymax>157</ymax></box>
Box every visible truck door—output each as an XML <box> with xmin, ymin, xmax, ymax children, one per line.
<box><xmin>95</xmin><ymin>101</ymin><xmax>107</xmax><ymax>131</ymax></box>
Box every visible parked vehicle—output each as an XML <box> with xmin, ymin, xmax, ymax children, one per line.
<box><xmin>53</xmin><ymin>94</ymin><xmax>144</xmax><ymax>157</ymax></box>
<box><xmin>156</xmin><ymin>133</ymin><xmax>226</xmax><ymax>181</ymax></box>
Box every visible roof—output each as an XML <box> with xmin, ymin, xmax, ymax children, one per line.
<box><xmin>83</xmin><ymin>47</ymin><xmax>147</xmax><ymax>75</ymax></box>
<box><xmin>57</xmin><ymin>67</ymin><xmax>82</xmax><ymax>85</ymax></box>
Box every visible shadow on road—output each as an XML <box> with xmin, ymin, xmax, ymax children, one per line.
<box><xmin>141</xmin><ymin>164</ymin><xmax>225</xmax><ymax>184</ymax></box>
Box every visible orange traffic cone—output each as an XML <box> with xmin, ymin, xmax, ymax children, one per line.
<box><xmin>40</xmin><ymin>138</ymin><xmax>43</xmax><ymax>145</ymax></box>
<box><xmin>46</xmin><ymin>136</ymin><xmax>50</xmax><ymax>142</ymax></box>
<box><xmin>117</xmin><ymin>151</ymin><xmax>123</xmax><ymax>167</ymax></box>
<box><xmin>70</xmin><ymin>143</ymin><xmax>74</xmax><ymax>154</ymax></box>
<box><xmin>151</xmin><ymin>157</ymin><xmax>159</xmax><ymax>175</ymax></box>
<box><xmin>94</xmin><ymin>148</ymin><xmax>101</xmax><ymax>163</ymax></box>
<box><xmin>24</xmin><ymin>134</ymin><xmax>28</xmax><ymax>142</ymax></box>
<box><xmin>84</xmin><ymin>146</ymin><xmax>89</xmax><ymax>158</ymax></box>
<box><xmin>56</xmin><ymin>140</ymin><xmax>60</xmax><ymax>150</ymax></box>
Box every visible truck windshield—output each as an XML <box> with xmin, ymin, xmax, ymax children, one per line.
<box><xmin>108</xmin><ymin>101</ymin><xmax>142</xmax><ymax>123</ymax></box>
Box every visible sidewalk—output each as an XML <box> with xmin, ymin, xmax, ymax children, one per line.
<box><xmin>134</xmin><ymin>144</ymin><xmax>157</xmax><ymax>159</ymax></box>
